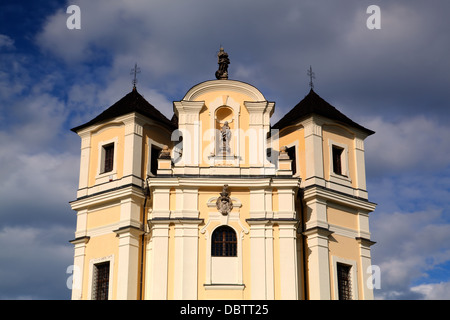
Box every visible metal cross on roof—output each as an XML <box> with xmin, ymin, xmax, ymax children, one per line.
<box><xmin>307</xmin><ymin>65</ymin><xmax>315</xmax><ymax>90</ymax></box>
<box><xmin>131</xmin><ymin>63</ymin><xmax>141</xmax><ymax>89</ymax></box>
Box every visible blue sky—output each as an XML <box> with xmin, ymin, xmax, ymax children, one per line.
<box><xmin>1</xmin><ymin>0</ymin><xmax>450</xmax><ymax>300</ymax></box>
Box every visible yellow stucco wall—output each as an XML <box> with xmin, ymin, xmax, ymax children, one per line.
<box><xmin>328</xmin><ymin>235</ymin><xmax>362</xmax><ymax>299</ymax></box>
<box><xmin>83</xmin><ymin>232</ymin><xmax>119</xmax><ymax>299</ymax></box>
<box><xmin>86</xmin><ymin>203</ymin><xmax>121</xmax><ymax>230</ymax></box>
<box><xmin>327</xmin><ymin>203</ymin><xmax>362</xmax><ymax>300</ymax></box>
<box><xmin>327</xmin><ymin>205</ymin><xmax>357</xmax><ymax>230</ymax></box>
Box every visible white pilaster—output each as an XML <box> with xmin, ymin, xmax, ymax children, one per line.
<box><xmin>354</xmin><ymin>137</ymin><xmax>368</xmax><ymax>199</ymax></box>
<box><xmin>304</xmin><ymin>227</ymin><xmax>332</xmax><ymax>300</ymax></box>
<box><xmin>303</xmin><ymin>117</ymin><xmax>325</xmax><ymax>187</ymax></box>
<box><xmin>248</xmin><ymin>220</ymin><xmax>275</xmax><ymax>300</ymax></box>
<box><xmin>150</xmin><ymin>188</ymin><xmax>171</xmax><ymax>219</ymax></box>
<box><xmin>172</xmin><ymin>188</ymin><xmax>199</xmax><ymax>219</ymax></box>
<box><xmin>305</xmin><ymin>197</ymin><xmax>328</xmax><ymax>230</ymax></box>
<box><xmin>276</xmin><ymin>188</ymin><xmax>296</xmax><ymax>219</ymax></box>
<box><xmin>173</xmin><ymin>220</ymin><xmax>202</xmax><ymax>299</ymax></box>
<box><xmin>78</xmin><ymin>131</ymin><xmax>91</xmax><ymax>190</ymax></box>
<box><xmin>278</xmin><ymin>221</ymin><xmax>299</xmax><ymax>300</ymax></box>
<box><xmin>173</xmin><ymin>100</ymin><xmax>204</xmax><ymax>168</ymax></box>
<box><xmin>114</xmin><ymin>226</ymin><xmax>143</xmax><ymax>300</ymax></box>
<box><xmin>123</xmin><ymin>116</ymin><xmax>144</xmax><ymax>179</ymax></box>
<box><xmin>244</xmin><ymin>101</ymin><xmax>274</xmax><ymax>168</ymax></box>
<box><xmin>357</xmin><ymin>237</ymin><xmax>376</xmax><ymax>300</ymax></box>
<box><xmin>146</xmin><ymin>221</ymin><xmax>170</xmax><ymax>299</ymax></box>
<box><xmin>70</xmin><ymin>236</ymin><xmax>89</xmax><ymax>300</ymax></box>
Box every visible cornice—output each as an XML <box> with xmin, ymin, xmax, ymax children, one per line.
<box><xmin>182</xmin><ymin>79</ymin><xmax>267</xmax><ymax>102</ymax></box>
<box><xmin>303</xmin><ymin>184</ymin><xmax>377</xmax><ymax>213</ymax></box>
<box><xmin>70</xmin><ymin>183</ymin><xmax>145</xmax><ymax>210</ymax></box>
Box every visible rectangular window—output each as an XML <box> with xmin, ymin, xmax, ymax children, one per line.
<box><xmin>150</xmin><ymin>145</ymin><xmax>161</xmax><ymax>176</ymax></box>
<box><xmin>93</xmin><ymin>262</ymin><xmax>110</xmax><ymax>300</ymax></box>
<box><xmin>332</xmin><ymin>145</ymin><xmax>343</xmax><ymax>175</ymax></box>
<box><xmin>337</xmin><ymin>263</ymin><xmax>352</xmax><ymax>300</ymax></box>
<box><xmin>103</xmin><ymin>143</ymin><xmax>114</xmax><ymax>173</ymax></box>
<box><xmin>286</xmin><ymin>145</ymin><xmax>297</xmax><ymax>176</ymax></box>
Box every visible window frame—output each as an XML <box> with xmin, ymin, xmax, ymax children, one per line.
<box><xmin>96</xmin><ymin>137</ymin><xmax>118</xmax><ymax>183</ymax></box>
<box><xmin>87</xmin><ymin>255</ymin><xmax>114</xmax><ymax>300</ymax></box>
<box><xmin>285</xmin><ymin>143</ymin><xmax>299</xmax><ymax>177</ymax></box>
<box><xmin>332</xmin><ymin>256</ymin><xmax>359</xmax><ymax>300</ymax></box>
<box><xmin>328</xmin><ymin>139</ymin><xmax>351</xmax><ymax>185</ymax></box>
<box><xmin>332</xmin><ymin>145</ymin><xmax>344</xmax><ymax>176</ymax></box>
<box><xmin>147</xmin><ymin>138</ymin><xmax>166</xmax><ymax>177</ymax></box>
<box><xmin>102</xmin><ymin>143</ymin><xmax>115</xmax><ymax>174</ymax></box>
<box><xmin>92</xmin><ymin>261</ymin><xmax>110</xmax><ymax>300</ymax></box>
<box><xmin>211</xmin><ymin>225</ymin><xmax>237</xmax><ymax>257</ymax></box>
<box><xmin>337</xmin><ymin>263</ymin><xmax>352</xmax><ymax>300</ymax></box>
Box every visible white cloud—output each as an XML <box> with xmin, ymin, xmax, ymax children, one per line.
<box><xmin>411</xmin><ymin>282</ymin><xmax>450</xmax><ymax>300</ymax></box>
<box><xmin>0</xmin><ymin>34</ymin><xmax>15</xmax><ymax>49</ymax></box>
<box><xmin>371</xmin><ymin>209</ymin><xmax>450</xmax><ymax>299</ymax></box>
<box><xmin>0</xmin><ymin>225</ymin><xmax>74</xmax><ymax>299</ymax></box>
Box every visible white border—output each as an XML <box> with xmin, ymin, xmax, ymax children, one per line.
<box><xmin>331</xmin><ymin>256</ymin><xmax>359</xmax><ymax>300</ymax></box>
<box><xmin>147</xmin><ymin>137</ymin><xmax>167</xmax><ymax>177</ymax></box>
<box><xmin>87</xmin><ymin>255</ymin><xmax>115</xmax><ymax>300</ymax></box>
<box><xmin>95</xmin><ymin>137</ymin><xmax>118</xmax><ymax>184</ymax></box>
<box><xmin>328</xmin><ymin>139</ymin><xmax>352</xmax><ymax>186</ymax></box>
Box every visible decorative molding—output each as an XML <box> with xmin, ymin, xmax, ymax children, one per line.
<box><xmin>87</xmin><ymin>255</ymin><xmax>115</xmax><ymax>300</ymax></box>
<box><xmin>331</xmin><ymin>256</ymin><xmax>359</xmax><ymax>300</ymax></box>
<box><xmin>355</xmin><ymin>137</ymin><xmax>365</xmax><ymax>151</ymax></box>
<box><xmin>303</xmin><ymin>119</ymin><xmax>323</xmax><ymax>138</ymax></box>
<box><xmin>182</xmin><ymin>80</ymin><xmax>266</xmax><ymax>102</ymax></box>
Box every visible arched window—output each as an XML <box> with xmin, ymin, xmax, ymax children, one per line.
<box><xmin>211</xmin><ymin>226</ymin><xmax>237</xmax><ymax>257</ymax></box>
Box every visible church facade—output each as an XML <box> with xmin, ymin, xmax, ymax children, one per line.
<box><xmin>69</xmin><ymin>51</ymin><xmax>376</xmax><ymax>300</ymax></box>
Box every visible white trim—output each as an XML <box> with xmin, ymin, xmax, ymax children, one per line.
<box><xmin>328</xmin><ymin>139</ymin><xmax>351</xmax><ymax>185</ymax></box>
<box><xmin>182</xmin><ymin>79</ymin><xmax>266</xmax><ymax>102</ymax></box>
<box><xmin>209</xmin><ymin>98</ymin><xmax>241</xmax><ymax>166</ymax></box>
<box><xmin>203</xmin><ymin>284</ymin><xmax>245</xmax><ymax>290</ymax></box>
<box><xmin>95</xmin><ymin>137</ymin><xmax>118</xmax><ymax>184</ymax></box>
<box><xmin>87</xmin><ymin>255</ymin><xmax>114</xmax><ymax>300</ymax></box>
<box><xmin>284</xmin><ymin>140</ymin><xmax>300</xmax><ymax>177</ymax></box>
<box><xmin>147</xmin><ymin>137</ymin><xmax>167</xmax><ymax>177</ymax></box>
<box><xmin>332</xmin><ymin>256</ymin><xmax>359</xmax><ymax>300</ymax></box>
<box><xmin>328</xmin><ymin>224</ymin><xmax>358</xmax><ymax>239</ymax></box>
<box><xmin>201</xmin><ymin>199</ymin><xmax>247</xmax><ymax>286</ymax></box>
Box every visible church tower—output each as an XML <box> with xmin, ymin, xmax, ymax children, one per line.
<box><xmin>69</xmin><ymin>51</ymin><xmax>376</xmax><ymax>300</ymax></box>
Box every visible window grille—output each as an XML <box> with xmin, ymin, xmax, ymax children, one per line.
<box><xmin>93</xmin><ymin>262</ymin><xmax>110</xmax><ymax>300</ymax></box>
<box><xmin>211</xmin><ymin>226</ymin><xmax>237</xmax><ymax>257</ymax></box>
<box><xmin>337</xmin><ymin>263</ymin><xmax>352</xmax><ymax>300</ymax></box>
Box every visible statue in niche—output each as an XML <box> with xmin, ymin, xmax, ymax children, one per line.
<box><xmin>220</xmin><ymin>121</ymin><xmax>231</xmax><ymax>154</ymax></box>
<box><xmin>216</xmin><ymin>184</ymin><xmax>233</xmax><ymax>215</ymax></box>
<box><xmin>215</xmin><ymin>47</ymin><xmax>230</xmax><ymax>80</ymax></box>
